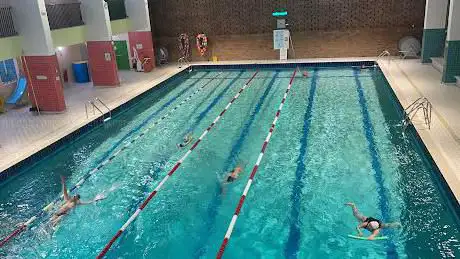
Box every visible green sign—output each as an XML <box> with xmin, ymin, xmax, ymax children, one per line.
<box><xmin>272</xmin><ymin>8</ymin><xmax>287</xmax><ymax>17</ymax></box>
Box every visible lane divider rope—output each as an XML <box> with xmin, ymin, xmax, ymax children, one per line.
<box><xmin>96</xmin><ymin>70</ymin><xmax>260</xmax><ymax>259</ymax></box>
<box><xmin>0</xmin><ymin>71</ymin><xmax>225</xmax><ymax>248</ymax></box>
<box><xmin>216</xmin><ymin>68</ymin><xmax>297</xmax><ymax>259</ymax></box>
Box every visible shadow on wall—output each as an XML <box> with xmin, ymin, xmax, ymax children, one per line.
<box><xmin>156</xmin><ymin>27</ymin><xmax>423</xmax><ymax>61</ymax></box>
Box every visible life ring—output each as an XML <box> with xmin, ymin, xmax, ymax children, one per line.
<box><xmin>196</xmin><ymin>33</ymin><xmax>208</xmax><ymax>56</ymax></box>
<box><xmin>178</xmin><ymin>33</ymin><xmax>190</xmax><ymax>59</ymax></box>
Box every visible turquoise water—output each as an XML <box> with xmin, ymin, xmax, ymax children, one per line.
<box><xmin>0</xmin><ymin>67</ymin><xmax>459</xmax><ymax>258</ymax></box>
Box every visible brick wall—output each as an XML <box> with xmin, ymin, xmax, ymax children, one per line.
<box><xmin>150</xmin><ymin>0</ymin><xmax>425</xmax><ymax>37</ymax></box>
<box><xmin>128</xmin><ymin>31</ymin><xmax>155</xmax><ymax>72</ymax></box>
<box><xmin>22</xmin><ymin>55</ymin><xmax>66</xmax><ymax>112</ymax></box>
<box><xmin>156</xmin><ymin>27</ymin><xmax>422</xmax><ymax>61</ymax></box>
<box><xmin>86</xmin><ymin>41</ymin><xmax>119</xmax><ymax>86</ymax></box>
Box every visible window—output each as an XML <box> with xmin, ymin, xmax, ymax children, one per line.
<box><xmin>0</xmin><ymin>59</ymin><xmax>17</xmax><ymax>83</ymax></box>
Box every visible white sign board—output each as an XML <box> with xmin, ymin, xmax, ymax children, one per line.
<box><xmin>104</xmin><ymin>52</ymin><xmax>112</xmax><ymax>61</ymax></box>
<box><xmin>273</xmin><ymin>29</ymin><xmax>290</xmax><ymax>50</ymax></box>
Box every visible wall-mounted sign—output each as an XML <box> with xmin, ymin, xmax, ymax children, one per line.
<box><xmin>273</xmin><ymin>29</ymin><xmax>290</xmax><ymax>50</ymax></box>
<box><xmin>36</xmin><ymin>75</ymin><xmax>47</xmax><ymax>80</ymax></box>
<box><xmin>104</xmin><ymin>52</ymin><xmax>112</xmax><ymax>61</ymax></box>
<box><xmin>136</xmin><ymin>43</ymin><xmax>144</xmax><ymax>50</ymax></box>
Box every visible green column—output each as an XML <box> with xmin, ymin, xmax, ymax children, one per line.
<box><xmin>442</xmin><ymin>0</ymin><xmax>460</xmax><ymax>83</ymax></box>
<box><xmin>442</xmin><ymin>41</ymin><xmax>460</xmax><ymax>83</ymax></box>
<box><xmin>421</xmin><ymin>29</ymin><xmax>447</xmax><ymax>63</ymax></box>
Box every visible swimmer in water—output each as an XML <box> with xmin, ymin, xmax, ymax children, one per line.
<box><xmin>177</xmin><ymin>133</ymin><xmax>193</xmax><ymax>148</ymax></box>
<box><xmin>50</xmin><ymin>176</ymin><xmax>105</xmax><ymax>226</ymax></box>
<box><xmin>225</xmin><ymin>166</ymin><xmax>243</xmax><ymax>183</ymax></box>
<box><xmin>220</xmin><ymin>166</ymin><xmax>243</xmax><ymax>194</ymax></box>
<box><xmin>345</xmin><ymin>202</ymin><xmax>401</xmax><ymax>240</ymax></box>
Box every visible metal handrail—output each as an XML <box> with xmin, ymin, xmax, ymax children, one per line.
<box><xmin>95</xmin><ymin>98</ymin><xmax>112</xmax><ymax>119</ymax></box>
<box><xmin>178</xmin><ymin>57</ymin><xmax>192</xmax><ymax>72</ymax></box>
<box><xmin>403</xmin><ymin>97</ymin><xmax>432</xmax><ymax>130</ymax></box>
<box><xmin>85</xmin><ymin>98</ymin><xmax>112</xmax><ymax>122</ymax></box>
<box><xmin>377</xmin><ymin>50</ymin><xmax>391</xmax><ymax>59</ymax></box>
<box><xmin>376</xmin><ymin>50</ymin><xmax>391</xmax><ymax>66</ymax></box>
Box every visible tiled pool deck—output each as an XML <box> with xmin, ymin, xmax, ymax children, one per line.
<box><xmin>0</xmin><ymin>57</ymin><xmax>459</xmax><ymax>204</ymax></box>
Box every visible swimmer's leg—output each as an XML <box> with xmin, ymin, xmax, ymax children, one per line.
<box><xmin>382</xmin><ymin>222</ymin><xmax>401</xmax><ymax>229</ymax></box>
<box><xmin>50</xmin><ymin>215</ymin><xmax>64</xmax><ymax>227</ymax></box>
<box><xmin>345</xmin><ymin>202</ymin><xmax>366</xmax><ymax>222</ymax></box>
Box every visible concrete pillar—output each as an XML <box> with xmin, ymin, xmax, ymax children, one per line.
<box><xmin>442</xmin><ymin>0</ymin><xmax>460</xmax><ymax>83</ymax></box>
<box><xmin>125</xmin><ymin>0</ymin><xmax>155</xmax><ymax>72</ymax></box>
<box><xmin>125</xmin><ymin>0</ymin><xmax>151</xmax><ymax>32</ymax></box>
<box><xmin>421</xmin><ymin>0</ymin><xmax>449</xmax><ymax>63</ymax></box>
<box><xmin>81</xmin><ymin>0</ymin><xmax>119</xmax><ymax>86</ymax></box>
<box><xmin>10</xmin><ymin>0</ymin><xmax>66</xmax><ymax>112</ymax></box>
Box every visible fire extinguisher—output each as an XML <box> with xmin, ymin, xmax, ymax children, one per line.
<box><xmin>63</xmin><ymin>69</ymin><xmax>68</xmax><ymax>82</ymax></box>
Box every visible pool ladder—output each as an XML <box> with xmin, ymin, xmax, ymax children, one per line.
<box><xmin>85</xmin><ymin>97</ymin><xmax>112</xmax><ymax>122</ymax></box>
<box><xmin>402</xmin><ymin>97</ymin><xmax>432</xmax><ymax>131</ymax></box>
<box><xmin>376</xmin><ymin>50</ymin><xmax>391</xmax><ymax>66</ymax></box>
<box><xmin>178</xmin><ymin>57</ymin><xmax>192</xmax><ymax>72</ymax></box>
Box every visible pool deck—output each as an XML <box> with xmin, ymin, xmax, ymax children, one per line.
<box><xmin>0</xmin><ymin>65</ymin><xmax>186</xmax><ymax>174</ymax></box>
<box><xmin>0</xmin><ymin>57</ymin><xmax>459</xmax><ymax>205</ymax></box>
<box><xmin>378</xmin><ymin>58</ymin><xmax>460</xmax><ymax>204</ymax></box>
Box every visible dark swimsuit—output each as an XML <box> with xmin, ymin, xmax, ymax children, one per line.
<box><xmin>227</xmin><ymin>175</ymin><xmax>236</xmax><ymax>182</ymax></box>
<box><xmin>364</xmin><ymin>217</ymin><xmax>382</xmax><ymax>231</ymax></box>
<box><xmin>55</xmin><ymin>211</ymin><xmax>68</xmax><ymax>217</ymax></box>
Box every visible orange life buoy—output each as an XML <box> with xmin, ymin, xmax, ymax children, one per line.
<box><xmin>196</xmin><ymin>33</ymin><xmax>208</xmax><ymax>56</ymax></box>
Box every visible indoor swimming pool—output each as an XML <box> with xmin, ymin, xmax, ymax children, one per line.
<box><xmin>0</xmin><ymin>65</ymin><xmax>459</xmax><ymax>258</ymax></box>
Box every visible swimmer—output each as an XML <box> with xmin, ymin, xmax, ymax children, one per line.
<box><xmin>345</xmin><ymin>202</ymin><xmax>401</xmax><ymax>240</ymax></box>
<box><xmin>177</xmin><ymin>133</ymin><xmax>193</xmax><ymax>148</ymax></box>
<box><xmin>220</xmin><ymin>166</ymin><xmax>243</xmax><ymax>194</ymax></box>
<box><xmin>224</xmin><ymin>166</ymin><xmax>243</xmax><ymax>183</ymax></box>
<box><xmin>50</xmin><ymin>176</ymin><xmax>105</xmax><ymax>226</ymax></box>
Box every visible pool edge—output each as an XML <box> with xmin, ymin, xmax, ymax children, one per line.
<box><xmin>377</xmin><ymin>60</ymin><xmax>460</xmax><ymax>211</ymax></box>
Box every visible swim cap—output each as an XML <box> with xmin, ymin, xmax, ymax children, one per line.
<box><xmin>369</xmin><ymin>221</ymin><xmax>380</xmax><ymax>230</ymax></box>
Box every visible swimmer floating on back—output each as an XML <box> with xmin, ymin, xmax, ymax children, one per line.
<box><xmin>50</xmin><ymin>176</ymin><xmax>105</xmax><ymax>227</ymax></box>
<box><xmin>345</xmin><ymin>202</ymin><xmax>401</xmax><ymax>240</ymax></box>
<box><xmin>177</xmin><ymin>133</ymin><xmax>193</xmax><ymax>148</ymax></box>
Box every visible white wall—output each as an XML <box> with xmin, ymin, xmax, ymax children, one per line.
<box><xmin>80</xmin><ymin>0</ymin><xmax>112</xmax><ymax>41</ymax></box>
<box><xmin>56</xmin><ymin>44</ymin><xmax>85</xmax><ymax>84</ymax></box>
<box><xmin>447</xmin><ymin>0</ymin><xmax>460</xmax><ymax>41</ymax></box>
<box><xmin>10</xmin><ymin>0</ymin><xmax>55</xmax><ymax>56</ymax></box>
<box><xmin>124</xmin><ymin>0</ymin><xmax>151</xmax><ymax>31</ymax></box>
<box><xmin>44</xmin><ymin>0</ymin><xmax>80</xmax><ymax>4</ymax></box>
<box><xmin>424</xmin><ymin>0</ymin><xmax>449</xmax><ymax>29</ymax></box>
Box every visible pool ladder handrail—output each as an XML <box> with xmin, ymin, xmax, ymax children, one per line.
<box><xmin>376</xmin><ymin>50</ymin><xmax>391</xmax><ymax>66</ymax></box>
<box><xmin>178</xmin><ymin>56</ymin><xmax>192</xmax><ymax>72</ymax></box>
<box><xmin>402</xmin><ymin>97</ymin><xmax>432</xmax><ymax>131</ymax></box>
<box><xmin>85</xmin><ymin>97</ymin><xmax>112</xmax><ymax>122</ymax></box>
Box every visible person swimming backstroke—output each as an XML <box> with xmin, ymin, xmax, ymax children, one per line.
<box><xmin>345</xmin><ymin>202</ymin><xmax>401</xmax><ymax>240</ymax></box>
<box><xmin>50</xmin><ymin>176</ymin><xmax>105</xmax><ymax>226</ymax></box>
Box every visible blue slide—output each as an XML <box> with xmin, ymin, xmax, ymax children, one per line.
<box><xmin>7</xmin><ymin>76</ymin><xmax>27</xmax><ymax>105</ymax></box>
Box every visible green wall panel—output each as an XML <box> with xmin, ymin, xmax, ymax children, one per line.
<box><xmin>442</xmin><ymin>41</ymin><xmax>460</xmax><ymax>83</ymax></box>
<box><xmin>421</xmin><ymin>29</ymin><xmax>446</xmax><ymax>63</ymax></box>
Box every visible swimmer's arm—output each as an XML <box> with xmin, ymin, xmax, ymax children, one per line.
<box><xmin>79</xmin><ymin>195</ymin><xmax>106</xmax><ymax>205</ymax></box>
<box><xmin>368</xmin><ymin>229</ymin><xmax>380</xmax><ymax>240</ymax></box>
<box><xmin>61</xmin><ymin>176</ymin><xmax>70</xmax><ymax>201</ymax></box>
<box><xmin>356</xmin><ymin>223</ymin><xmax>365</xmax><ymax>236</ymax></box>
<box><xmin>78</xmin><ymin>200</ymin><xmax>93</xmax><ymax>205</ymax></box>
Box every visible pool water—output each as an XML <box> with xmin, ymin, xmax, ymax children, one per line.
<box><xmin>0</xmin><ymin>67</ymin><xmax>459</xmax><ymax>258</ymax></box>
